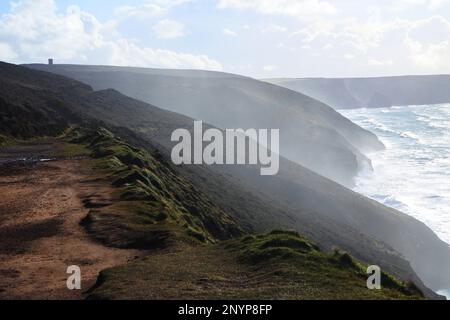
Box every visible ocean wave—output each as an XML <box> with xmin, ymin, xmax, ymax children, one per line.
<box><xmin>382</xmin><ymin>195</ymin><xmax>407</xmax><ymax>208</ymax></box>
<box><xmin>344</xmin><ymin>104</ymin><xmax>450</xmax><ymax>245</ymax></box>
<box><xmin>363</xmin><ymin>118</ymin><xmax>399</xmax><ymax>135</ymax></box>
<box><xmin>399</xmin><ymin>131</ymin><xmax>420</xmax><ymax>140</ymax></box>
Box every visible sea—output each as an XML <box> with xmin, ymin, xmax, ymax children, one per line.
<box><xmin>341</xmin><ymin>104</ymin><xmax>450</xmax><ymax>298</ymax></box>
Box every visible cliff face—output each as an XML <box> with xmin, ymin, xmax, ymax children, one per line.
<box><xmin>25</xmin><ymin>64</ymin><xmax>384</xmax><ymax>187</ymax></box>
<box><xmin>3</xmin><ymin>61</ymin><xmax>449</xmax><ymax>298</ymax></box>
<box><xmin>266</xmin><ymin>75</ymin><xmax>450</xmax><ymax>109</ymax></box>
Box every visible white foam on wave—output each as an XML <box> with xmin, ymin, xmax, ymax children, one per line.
<box><xmin>341</xmin><ymin>104</ymin><xmax>450</xmax><ymax>246</ymax></box>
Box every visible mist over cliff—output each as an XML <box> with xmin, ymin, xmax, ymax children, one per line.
<box><xmin>2</xmin><ymin>62</ymin><xmax>447</xmax><ymax>296</ymax></box>
<box><xmin>25</xmin><ymin>64</ymin><xmax>384</xmax><ymax>187</ymax></box>
<box><xmin>266</xmin><ymin>75</ymin><xmax>450</xmax><ymax>109</ymax></box>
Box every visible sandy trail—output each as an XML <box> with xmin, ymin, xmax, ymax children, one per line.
<box><xmin>0</xmin><ymin>158</ymin><xmax>141</xmax><ymax>300</ymax></box>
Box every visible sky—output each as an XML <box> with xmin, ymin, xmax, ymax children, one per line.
<box><xmin>1</xmin><ymin>0</ymin><xmax>450</xmax><ymax>78</ymax></box>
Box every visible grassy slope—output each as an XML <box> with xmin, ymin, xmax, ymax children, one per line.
<box><xmin>88</xmin><ymin>231</ymin><xmax>422</xmax><ymax>300</ymax></box>
<box><xmin>0</xmin><ymin>62</ymin><xmax>429</xmax><ymax>299</ymax></box>
<box><xmin>66</xmin><ymin>127</ymin><xmax>243</xmax><ymax>249</ymax></box>
<box><xmin>62</xmin><ymin>128</ymin><xmax>421</xmax><ymax>300</ymax></box>
<box><xmin>0</xmin><ymin>125</ymin><xmax>423</xmax><ymax>299</ymax></box>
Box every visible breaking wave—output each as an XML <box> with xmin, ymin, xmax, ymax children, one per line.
<box><xmin>341</xmin><ymin>104</ymin><xmax>450</xmax><ymax>246</ymax></box>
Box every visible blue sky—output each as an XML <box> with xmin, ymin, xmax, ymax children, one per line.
<box><xmin>1</xmin><ymin>0</ymin><xmax>450</xmax><ymax>78</ymax></box>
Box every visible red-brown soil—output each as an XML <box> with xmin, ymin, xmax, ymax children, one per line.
<box><xmin>0</xmin><ymin>146</ymin><xmax>142</xmax><ymax>299</ymax></box>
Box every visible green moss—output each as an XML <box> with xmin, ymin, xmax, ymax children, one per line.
<box><xmin>186</xmin><ymin>227</ymin><xmax>208</xmax><ymax>243</ymax></box>
<box><xmin>88</xmin><ymin>232</ymin><xmax>425</xmax><ymax>300</ymax></box>
<box><xmin>260</xmin><ymin>237</ymin><xmax>316</xmax><ymax>252</ymax></box>
<box><xmin>226</xmin><ymin>230</ymin><xmax>319</xmax><ymax>264</ymax></box>
<box><xmin>69</xmin><ymin>126</ymin><xmax>243</xmax><ymax>248</ymax></box>
<box><xmin>222</xmin><ymin>232</ymin><xmax>423</xmax><ymax>299</ymax></box>
<box><xmin>269</xmin><ymin>230</ymin><xmax>301</xmax><ymax>237</ymax></box>
<box><xmin>120</xmin><ymin>180</ymin><xmax>158</xmax><ymax>201</ymax></box>
<box><xmin>95</xmin><ymin>156</ymin><xmax>126</xmax><ymax>171</ymax></box>
<box><xmin>330</xmin><ymin>250</ymin><xmax>361</xmax><ymax>270</ymax></box>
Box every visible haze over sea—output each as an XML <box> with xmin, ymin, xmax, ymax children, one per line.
<box><xmin>341</xmin><ymin>104</ymin><xmax>450</xmax><ymax>247</ymax></box>
<box><xmin>342</xmin><ymin>104</ymin><xmax>450</xmax><ymax>299</ymax></box>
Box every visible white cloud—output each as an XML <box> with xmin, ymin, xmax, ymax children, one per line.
<box><xmin>399</xmin><ymin>0</ymin><xmax>450</xmax><ymax>10</ymax></box>
<box><xmin>262</xmin><ymin>64</ymin><xmax>277</xmax><ymax>71</ymax></box>
<box><xmin>261</xmin><ymin>24</ymin><xmax>287</xmax><ymax>34</ymax></box>
<box><xmin>290</xmin><ymin>20</ymin><xmax>336</xmax><ymax>43</ymax></box>
<box><xmin>0</xmin><ymin>0</ymin><xmax>222</xmax><ymax>70</ymax></box>
<box><xmin>404</xmin><ymin>16</ymin><xmax>450</xmax><ymax>70</ymax></box>
<box><xmin>0</xmin><ymin>43</ymin><xmax>18</xmax><ymax>61</ymax></box>
<box><xmin>368</xmin><ymin>58</ymin><xmax>394</xmax><ymax>66</ymax></box>
<box><xmin>222</xmin><ymin>28</ymin><xmax>238</xmax><ymax>36</ymax></box>
<box><xmin>115</xmin><ymin>4</ymin><xmax>166</xmax><ymax>19</ymax></box>
<box><xmin>344</xmin><ymin>54</ymin><xmax>355</xmax><ymax>60</ymax></box>
<box><xmin>215</xmin><ymin>0</ymin><xmax>450</xmax><ymax>76</ymax></box>
<box><xmin>152</xmin><ymin>19</ymin><xmax>186</xmax><ymax>39</ymax></box>
<box><xmin>0</xmin><ymin>1</ymin><xmax>104</xmax><ymax>60</ymax></box>
<box><xmin>217</xmin><ymin>0</ymin><xmax>336</xmax><ymax>19</ymax></box>
<box><xmin>281</xmin><ymin>8</ymin><xmax>450</xmax><ymax>74</ymax></box>
<box><xmin>406</xmin><ymin>40</ymin><xmax>450</xmax><ymax>70</ymax></box>
<box><xmin>107</xmin><ymin>39</ymin><xmax>222</xmax><ymax>69</ymax></box>
<box><xmin>1</xmin><ymin>0</ymin><xmax>450</xmax><ymax>77</ymax></box>
<box><xmin>115</xmin><ymin>0</ymin><xmax>193</xmax><ymax>19</ymax></box>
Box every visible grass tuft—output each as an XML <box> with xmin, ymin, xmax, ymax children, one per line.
<box><xmin>66</xmin><ymin>126</ymin><xmax>243</xmax><ymax>248</ymax></box>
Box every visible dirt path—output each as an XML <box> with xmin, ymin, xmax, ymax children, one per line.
<box><xmin>0</xmin><ymin>157</ymin><xmax>142</xmax><ymax>300</ymax></box>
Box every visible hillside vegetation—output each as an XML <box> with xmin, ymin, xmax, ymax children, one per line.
<box><xmin>0</xmin><ymin>123</ymin><xmax>424</xmax><ymax>299</ymax></box>
<box><xmin>87</xmin><ymin>230</ymin><xmax>422</xmax><ymax>300</ymax></box>
<box><xmin>1</xmin><ymin>61</ymin><xmax>448</xmax><ymax>298</ymax></box>
<box><xmin>61</xmin><ymin>128</ymin><xmax>420</xmax><ymax>300</ymax></box>
<box><xmin>26</xmin><ymin>63</ymin><xmax>385</xmax><ymax>186</ymax></box>
<box><xmin>66</xmin><ymin>127</ymin><xmax>243</xmax><ymax>248</ymax></box>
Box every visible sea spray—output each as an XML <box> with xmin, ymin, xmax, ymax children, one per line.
<box><xmin>340</xmin><ymin>104</ymin><xmax>450</xmax><ymax>245</ymax></box>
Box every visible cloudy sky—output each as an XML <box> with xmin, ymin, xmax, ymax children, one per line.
<box><xmin>1</xmin><ymin>0</ymin><xmax>450</xmax><ymax>78</ymax></box>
